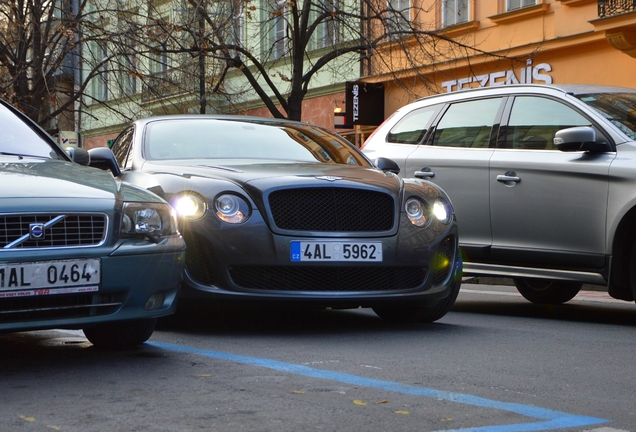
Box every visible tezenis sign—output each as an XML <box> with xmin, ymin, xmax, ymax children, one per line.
<box><xmin>345</xmin><ymin>82</ymin><xmax>385</xmax><ymax>126</ymax></box>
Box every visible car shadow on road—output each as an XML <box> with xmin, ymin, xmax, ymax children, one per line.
<box><xmin>156</xmin><ymin>299</ymin><xmax>470</xmax><ymax>337</ymax></box>
<box><xmin>451</xmin><ymin>296</ymin><xmax>636</xmax><ymax>327</ymax></box>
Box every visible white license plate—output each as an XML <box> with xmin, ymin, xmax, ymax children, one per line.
<box><xmin>0</xmin><ymin>258</ymin><xmax>101</xmax><ymax>293</ymax></box>
<box><xmin>290</xmin><ymin>241</ymin><xmax>382</xmax><ymax>262</ymax></box>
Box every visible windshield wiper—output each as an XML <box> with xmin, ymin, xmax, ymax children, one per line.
<box><xmin>0</xmin><ymin>152</ymin><xmax>48</xmax><ymax>159</ymax></box>
<box><xmin>0</xmin><ymin>152</ymin><xmax>24</xmax><ymax>159</ymax></box>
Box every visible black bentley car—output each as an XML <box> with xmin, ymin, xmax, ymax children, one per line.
<box><xmin>90</xmin><ymin>115</ymin><xmax>461</xmax><ymax>322</ymax></box>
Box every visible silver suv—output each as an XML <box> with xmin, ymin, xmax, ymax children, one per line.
<box><xmin>363</xmin><ymin>84</ymin><xmax>636</xmax><ymax>305</ymax></box>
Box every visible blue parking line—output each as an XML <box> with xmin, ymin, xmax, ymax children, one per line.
<box><xmin>147</xmin><ymin>341</ymin><xmax>609</xmax><ymax>432</ymax></box>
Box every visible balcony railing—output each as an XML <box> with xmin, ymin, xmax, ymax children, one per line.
<box><xmin>598</xmin><ymin>0</ymin><xmax>636</xmax><ymax>18</ymax></box>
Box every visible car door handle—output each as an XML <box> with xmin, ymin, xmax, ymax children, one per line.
<box><xmin>414</xmin><ymin>169</ymin><xmax>435</xmax><ymax>179</ymax></box>
<box><xmin>496</xmin><ymin>171</ymin><xmax>521</xmax><ymax>183</ymax></box>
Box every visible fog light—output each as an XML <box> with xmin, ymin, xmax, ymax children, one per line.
<box><xmin>144</xmin><ymin>293</ymin><xmax>165</xmax><ymax>311</ymax></box>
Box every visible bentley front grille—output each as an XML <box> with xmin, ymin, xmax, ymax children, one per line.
<box><xmin>0</xmin><ymin>214</ymin><xmax>107</xmax><ymax>249</ymax></box>
<box><xmin>268</xmin><ymin>188</ymin><xmax>394</xmax><ymax>232</ymax></box>
<box><xmin>229</xmin><ymin>266</ymin><xmax>427</xmax><ymax>292</ymax></box>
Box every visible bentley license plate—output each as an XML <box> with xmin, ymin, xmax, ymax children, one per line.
<box><xmin>0</xmin><ymin>258</ymin><xmax>101</xmax><ymax>295</ymax></box>
<box><xmin>290</xmin><ymin>241</ymin><xmax>382</xmax><ymax>262</ymax></box>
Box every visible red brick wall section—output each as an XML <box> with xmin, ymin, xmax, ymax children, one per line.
<box><xmin>241</xmin><ymin>92</ymin><xmax>348</xmax><ymax>130</ymax></box>
<box><xmin>83</xmin><ymin>133</ymin><xmax>119</xmax><ymax>150</ymax></box>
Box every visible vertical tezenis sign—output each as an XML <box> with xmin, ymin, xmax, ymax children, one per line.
<box><xmin>346</xmin><ymin>82</ymin><xmax>385</xmax><ymax>126</ymax></box>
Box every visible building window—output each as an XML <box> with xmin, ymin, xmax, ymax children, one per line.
<box><xmin>272</xmin><ymin>0</ymin><xmax>287</xmax><ymax>59</ymax></box>
<box><xmin>507</xmin><ymin>0</ymin><xmax>536</xmax><ymax>11</ymax></box>
<box><xmin>318</xmin><ymin>0</ymin><xmax>340</xmax><ymax>48</ymax></box>
<box><xmin>442</xmin><ymin>0</ymin><xmax>469</xmax><ymax>27</ymax></box>
<box><xmin>219</xmin><ymin>0</ymin><xmax>244</xmax><ymax>52</ymax></box>
<box><xmin>387</xmin><ymin>0</ymin><xmax>410</xmax><ymax>38</ymax></box>
<box><xmin>151</xmin><ymin>40</ymin><xmax>169</xmax><ymax>75</ymax></box>
<box><xmin>91</xmin><ymin>43</ymin><xmax>109</xmax><ymax>101</ymax></box>
<box><xmin>120</xmin><ymin>54</ymin><xmax>137</xmax><ymax>95</ymax></box>
<box><xmin>231</xmin><ymin>5</ymin><xmax>244</xmax><ymax>49</ymax></box>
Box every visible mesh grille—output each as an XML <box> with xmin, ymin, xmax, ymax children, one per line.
<box><xmin>0</xmin><ymin>214</ymin><xmax>106</xmax><ymax>249</ymax></box>
<box><xmin>229</xmin><ymin>266</ymin><xmax>427</xmax><ymax>292</ymax></box>
<box><xmin>268</xmin><ymin>188</ymin><xmax>394</xmax><ymax>232</ymax></box>
<box><xmin>430</xmin><ymin>236</ymin><xmax>456</xmax><ymax>286</ymax></box>
<box><xmin>0</xmin><ymin>293</ymin><xmax>123</xmax><ymax>322</ymax></box>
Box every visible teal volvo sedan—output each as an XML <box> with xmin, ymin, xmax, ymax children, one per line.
<box><xmin>0</xmin><ymin>101</ymin><xmax>186</xmax><ymax>348</ymax></box>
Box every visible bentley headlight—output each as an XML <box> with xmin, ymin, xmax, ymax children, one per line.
<box><xmin>214</xmin><ymin>194</ymin><xmax>250</xmax><ymax>224</ymax></box>
<box><xmin>172</xmin><ymin>193</ymin><xmax>207</xmax><ymax>219</ymax></box>
<box><xmin>121</xmin><ymin>202</ymin><xmax>178</xmax><ymax>239</ymax></box>
<box><xmin>433</xmin><ymin>198</ymin><xmax>452</xmax><ymax>224</ymax></box>
<box><xmin>405</xmin><ymin>197</ymin><xmax>428</xmax><ymax>227</ymax></box>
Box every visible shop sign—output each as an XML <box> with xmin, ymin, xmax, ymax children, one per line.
<box><xmin>441</xmin><ymin>61</ymin><xmax>553</xmax><ymax>93</ymax></box>
<box><xmin>345</xmin><ymin>82</ymin><xmax>385</xmax><ymax>126</ymax></box>
<box><xmin>59</xmin><ymin>131</ymin><xmax>79</xmax><ymax>148</ymax></box>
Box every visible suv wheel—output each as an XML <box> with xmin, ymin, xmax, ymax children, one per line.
<box><xmin>513</xmin><ymin>278</ymin><xmax>582</xmax><ymax>304</ymax></box>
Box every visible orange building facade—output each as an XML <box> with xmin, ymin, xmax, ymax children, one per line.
<box><xmin>365</xmin><ymin>0</ymin><xmax>636</xmax><ymax>125</ymax></box>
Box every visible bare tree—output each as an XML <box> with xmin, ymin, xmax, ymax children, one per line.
<box><xmin>160</xmin><ymin>0</ymin><xmax>518</xmax><ymax>121</ymax></box>
<box><xmin>0</xmin><ymin>0</ymin><xmax>195</xmax><ymax>131</ymax></box>
<box><xmin>0</xmin><ymin>0</ymin><xmax>517</xmax><ymax>134</ymax></box>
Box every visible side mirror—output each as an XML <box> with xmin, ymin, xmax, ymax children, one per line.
<box><xmin>88</xmin><ymin>147</ymin><xmax>122</xmax><ymax>176</ymax></box>
<box><xmin>375</xmin><ymin>157</ymin><xmax>400</xmax><ymax>175</ymax></box>
<box><xmin>65</xmin><ymin>147</ymin><xmax>90</xmax><ymax>166</ymax></box>
<box><xmin>554</xmin><ymin>127</ymin><xmax>610</xmax><ymax>153</ymax></box>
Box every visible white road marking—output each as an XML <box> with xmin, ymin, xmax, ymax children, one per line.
<box><xmin>581</xmin><ymin>428</ymin><xmax>631</xmax><ymax>432</ymax></box>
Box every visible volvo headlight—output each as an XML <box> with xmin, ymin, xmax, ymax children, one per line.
<box><xmin>121</xmin><ymin>202</ymin><xmax>178</xmax><ymax>240</ymax></box>
<box><xmin>172</xmin><ymin>193</ymin><xmax>207</xmax><ymax>219</ymax></box>
<box><xmin>405</xmin><ymin>197</ymin><xmax>428</xmax><ymax>227</ymax></box>
<box><xmin>214</xmin><ymin>194</ymin><xmax>251</xmax><ymax>224</ymax></box>
<box><xmin>433</xmin><ymin>198</ymin><xmax>452</xmax><ymax>224</ymax></box>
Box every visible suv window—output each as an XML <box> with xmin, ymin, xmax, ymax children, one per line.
<box><xmin>387</xmin><ymin>104</ymin><xmax>442</xmax><ymax>144</ymax></box>
<box><xmin>576</xmin><ymin>92</ymin><xmax>636</xmax><ymax>139</ymax></box>
<box><xmin>432</xmin><ymin>98</ymin><xmax>502</xmax><ymax>148</ymax></box>
<box><xmin>505</xmin><ymin>96</ymin><xmax>591</xmax><ymax>150</ymax></box>
<box><xmin>111</xmin><ymin>126</ymin><xmax>134</xmax><ymax>168</ymax></box>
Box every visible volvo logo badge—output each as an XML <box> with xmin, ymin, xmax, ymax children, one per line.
<box><xmin>315</xmin><ymin>176</ymin><xmax>342</xmax><ymax>182</ymax></box>
<box><xmin>29</xmin><ymin>223</ymin><xmax>45</xmax><ymax>240</ymax></box>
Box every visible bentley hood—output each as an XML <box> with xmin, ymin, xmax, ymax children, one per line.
<box><xmin>144</xmin><ymin>159</ymin><xmax>403</xmax><ymax>196</ymax></box>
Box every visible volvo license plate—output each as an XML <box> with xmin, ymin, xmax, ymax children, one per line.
<box><xmin>0</xmin><ymin>258</ymin><xmax>101</xmax><ymax>296</ymax></box>
<box><xmin>290</xmin><ymin>241</ymin><xmax>382</xmax><ymax>262</ymax></box>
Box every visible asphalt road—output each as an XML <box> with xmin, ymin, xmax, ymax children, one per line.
<box><xmin>0</xmin><ymin>283</ymin><xmax>634</xmax><ymax>432</ymax></box>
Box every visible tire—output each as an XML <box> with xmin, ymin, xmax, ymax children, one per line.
<box><xmin>513</xmin><ymin>278</ymin><xmax>582</xmax><ymax>304</ymax></box>
<box><xmin>628</xmin><ymin>239</ymin><xmax>636</xmax><ymax>302</ymax></box>
<box><xmin>83</xmin><ymin>318</ymin><xmax>157</xmax><ymax>349</ymax></box>
<box><xmin>373</xmin><ymin>266</ymin><xmax>462</xmax><ymax>323</ymax></box>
